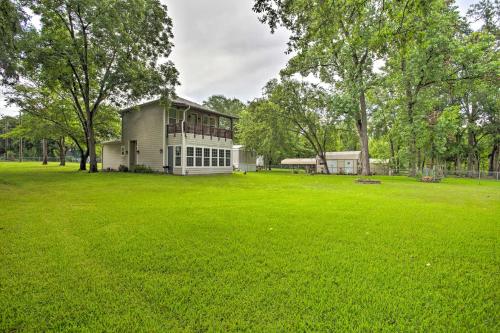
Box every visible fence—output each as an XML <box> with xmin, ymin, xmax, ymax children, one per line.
<box><xmin>272</xmin><ymin>164</ymin><xmax>500</xmax><ymax>181</ymax></box>
<box><xmin>0</xmin><ymin>156</ymin><xmax>101</xmax><ymax>163</ymax></box>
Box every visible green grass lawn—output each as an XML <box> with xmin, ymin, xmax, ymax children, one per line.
<box><xmin>0</xmin><ymin>162</ymin><xmax>499</xmax><ymax>332</ymax></box>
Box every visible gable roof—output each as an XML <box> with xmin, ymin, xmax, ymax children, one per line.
<box><xmin>281</xmin><ymin>158</ymin><xmax>317</xmax><ymax>165</ymax></box>
<box><xmin>120</xmin><ymin>97</ymin><xmax>239</xmax><ymax>119</ymax></box>
<box><xmin>325</xmin><ymin>151</ymin><xmax>361</xmax><ymax>160</ymax></box>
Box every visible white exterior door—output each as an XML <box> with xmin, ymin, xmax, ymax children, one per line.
<box><xmin>327</xmin><ymin>160</ymin><xmax>338</xmax><ymax>174</ymax></box>
<box><xmin>345</xmin><ymin>160</ymin><xmax>354</xmax><ymax>174</ymax></box>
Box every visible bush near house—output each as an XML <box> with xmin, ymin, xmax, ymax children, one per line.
<box><xmin>0</xmin><ymin>163</ymin><xmax>498</xmax><ymax>332</ymax></box>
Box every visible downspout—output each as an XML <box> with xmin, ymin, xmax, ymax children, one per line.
<box><xmin>162</xmin><ymin>106</ymin><xmax>166</xmax><ymax>170</ymax></box>
<box><xmin>181</xmin><ymin>105</ymin><xmax>190</xmax><ymax>176</ymax></box>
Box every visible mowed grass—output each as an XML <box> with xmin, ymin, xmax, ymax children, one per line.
<box><xmin>0</xmin><ymin>162</ymin><xmax>499</xmax><ymax>332</ymax></box>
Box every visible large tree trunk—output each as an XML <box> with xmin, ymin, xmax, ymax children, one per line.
<box><xmin>467</xmin><ymin>127</ymin><xmax>477</xmax><ymax>175</ymax></box>
<box><xmin>488</xmin><ymin>142</ymin><xmax>499</xmax><ymax>174</ymax></box>
<box><xmin>466</xmin><ymin>99</ymin><xmax>478</xmax><ymax>176</ymax></box>
<box><xmin>42</xmin><ymin>139</ymin><xmax>48</xmax><ymax>165</ymax></box>
<box><xmin>87</xmin><ymin>117</ymin><xmax>98</xmax><ymax>173</ymax></box>
<box><xmin>455</xmin><ymin>154</ymin><xmax>461</xmax><ymax>175</ymax></box>
<box><xmin>57</xmin><ymin>136</ymin><xmax>66</xmax><ymax>166</ymax></box>
<box><xmin>357</xmin><ymin>90</ymin><xmax>370</xmax><ymax>176</ymax></box>
<box><xmin>319</xmin><ymin>152</ymin><xmax>330</xmax><ymax>174</ymax></box>
<box><xmin>79</xmin><ymin>149</ymin><xmax>88</xmax><ymax>171</ymax></box>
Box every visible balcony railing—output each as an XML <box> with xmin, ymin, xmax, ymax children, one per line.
<box><xmin>166</xmin><ymin>123</ymin><xmax>233</xmax><ymax>139</ymax></box>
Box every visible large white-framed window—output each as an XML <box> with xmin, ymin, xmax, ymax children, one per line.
<box><xmin>195</xmin><ymin>147</ymin><xmax>203</xmax><ymax>167</ymax></box>
<box><xmin>204</xmin><ymin>148</ymin><xmax>210</xmax><ymax>167</ymax></box>
<box><xmin>175</xmin><ymin>146</ymin><xmax>182</xmax><ymax>166</ymax></box>
<box><xmin>219</xmin><ymin>149</ymin><xmax>225</xmax><ymax>167</ymax></box>
<box><xmin>225</xmin><ymin>150</ymin><xmax>231</xmax><ymax>167</ymax></box>
<box><xmin>186</xmin><ymin>147</ymin><xmax>194</xmax><ymax>167</ymax></box>
<box><xmin>212</xmin><ymin>149</ymin><xmax>218</xmax><ymax>167</ymax></box>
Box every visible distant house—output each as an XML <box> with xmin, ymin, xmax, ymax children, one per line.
<box><xmin>232</xmin><ymin>145</ymin><xmax>257</xmax><ymax>172</ymax></box>
<box><xmin>102</xmin><ymin>97</ymin><xmax>238</xmax><ymax>175</ymax></box>
<box><xmin>281</xmin><ymin>151</ymin><xmax>389</xmax><ymax>175</ymax></box>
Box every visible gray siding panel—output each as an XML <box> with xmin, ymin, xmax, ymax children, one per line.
<box><xmin>102</xmin><ymin>144</ymin><xmax>124</xmax><ymax>170</ymax></box>
<box><xmin>122</xmin><ymin>103</ymin><xmax>164</xmax><ymax>171</ymax></box>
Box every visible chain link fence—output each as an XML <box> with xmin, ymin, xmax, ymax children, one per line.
<box><xmin>0</xmin><ymin>156</ymin><xmax>101</xmax><ymax>163</ymax></box>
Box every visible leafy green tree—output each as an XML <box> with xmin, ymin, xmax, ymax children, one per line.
<box><xmin>238</xmin><ymin>98</ymin><xmax>301</xmax><ymax>169</ymax></box>
<box><xmin>382</xmin><ymin>0</ymin><xmax>462</xmax><ymax>175</ymax></box>
<box><xmin>265</xmin><ymin>79</ymin><xmax>340</xmax><ymax>173</ymax></box>
<box><xmin>203</xmin><ymin>95</ymin><xmax>246</xmax><ymax>117</ymax></box>
<box><xmin>467</xmin><ymin>0</ymin><xmax>499</xmax><ymax>36</ymax></box>
<box><xmin>253</xmin><ymin>0</ymin><xmax>395</xmax><ymax>175</ymax></box>
<box><xmin>0</xmin><ymin>0</ymin><xmax>26</xmax><ymax>83</ymax></box>
<box><xmin>17</xmin><ymin>0</ymin><xmax>178</xmax><ymax>172</ymax></box>
<box><xmin>10</xmin><ymin>83</ymin><xmax>120</xmax><ymax>169</ymax></box>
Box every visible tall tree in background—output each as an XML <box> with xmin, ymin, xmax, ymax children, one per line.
<box><xmin>265</xmin><ymin>79</ymin><xmax>339</xmax><ymax>173</ymax></box>
<box><xmin>9</xmin><ymin>84</ymin><xmax>120</xmax><ymax>169</ymax></box>
<box><xmin>253</xmin><ymin>0</ymin><xmax>392</xmax><ymax>175</ymax></box>
<box><xmin>238</xmin><ymin>98</ymin><xmax>302</xmax><ymax>168</ymax></box>
<box><xmin>383</xmin><ymin>0</ymin><xmax>460</xmax><ymax>175</ymax></box>
<box><xmin>203</xmin><ymin>95</ymin><xmax>246</xmax><ymax>116</ymax></box>
<box><xmin>17</xmin><ymin>0</ymin><xmax>178</xmax><ymax>172</ymax></box>
<box><xmin>0</xmin><ymin>0</ymin><xmax>26</xmax><ymax>83</ymax></box>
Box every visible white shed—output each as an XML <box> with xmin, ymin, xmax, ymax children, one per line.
<box><xmin>318</xmin><ymin>151</ymin><xmax>361</xmax><ymax>174</ymax></box>
<box><xmin>232</xmin><ymin>145</ymin><xmax>257</xmax><ymax>172</ymax></box>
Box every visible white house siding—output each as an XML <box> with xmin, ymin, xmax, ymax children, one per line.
<box><xmin>122</xmin><ymin>103</ymin><xmax>164</xmax><ymax>171</ymax></box>
<box><xmin>167</xmin><ymin>133</ymin><xmax>233</xmax><ymax>175</ymax></box>
<box><xmin>102</xmin><ymin>143</ymin><xmax>124</xmax><ymax>170</ymax></box>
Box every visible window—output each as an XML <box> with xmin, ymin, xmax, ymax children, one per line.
<box><xmin>225</xmin><ymin>150</ymin><xmax>231</xmax><ymax>167</ymax></box>
<box><xmin>175</xmin><ymin>146</ymin><xmax>181</xmax><ymax>166</ymax></box>
<box><xmin>219</xmin><ymin>149</ymin><xmax>225</xmax><ymax>167</ymax></box>
<box><xmin>212</xmin><ymin>149</ymin><xmax>218</xmax><ymax>167</ymax></box>
<box><xmin>168</xmin><ymin>108</ymin><xmax>176</xmax><ymax>124</ymax></box>
<box><xmin>187</xmin><ymin>147</ymin><xmax>194</xmax><ymax>167</ymax></box>
<box><xmin>176</xmin><ymin>110</ymin><xmax>184</xmax><ymax>123</ymax></box>
<box><xmin>195</xmin><ymin>147</ymin><xmax>202</xmax><ymax>167</ymax></box>
<box><xmin>121</xmin><ymin>146</ymin><xmax>125</xmax><ymax>156</ymax></box>
<box><xmin>204</xmin><ymin>148</ymin><xmax>210</xmax><ymax>167</ymax></box>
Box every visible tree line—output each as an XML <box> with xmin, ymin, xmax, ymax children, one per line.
<box><xmin>238</xmin><ymin>0</ymin><xmax>499</xmax><ymax>175</ymax></box>
<box><xmin>0</xmin><ymin>0</ymin><xmax>498</xmax><ymax>176</ymax></box>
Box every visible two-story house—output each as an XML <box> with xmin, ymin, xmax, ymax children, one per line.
<box><xmin>102</xmin><ymin>97</ymin><xmax>238</xmax><ymax>175</ymax></box>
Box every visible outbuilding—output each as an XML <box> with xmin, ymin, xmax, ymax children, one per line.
<box><xmin>232</xmin><ymin>145</ymin><xmax>257</xmax><ymax>172</ymax></box>
<box><xmin>318</xmin><ymin>151</ymin><xmax>361</xmax><ymax>174</ymax></box>
<box><xmin>281</xmin><ymin>158</ymin><xmax>317</xmax><ymax>173</ymax></box>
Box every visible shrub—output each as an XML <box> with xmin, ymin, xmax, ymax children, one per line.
<box><xmin>133</xmin><ymin>164</ymin><xmax>154</xmax><ymax>173</ymax></box>
<box><xmin>118</xmin><ymin>165</ymin><xmax>129</xmax><ymax>172</ymax></box>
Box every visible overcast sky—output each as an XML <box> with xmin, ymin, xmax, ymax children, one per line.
<box><xmin>0</xmin><ymin>0</ymin><xmax>478</xmax><ymax>117</ymax></box>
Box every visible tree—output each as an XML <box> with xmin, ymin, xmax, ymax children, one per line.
<box><xmin>203</xmin><ymin>95</ymin><xmax>246</xmax><ymax>117</ymax></box>
<box><xmin>0</xmin><ymin>0</ymin><xmax>26</xmax><ymax>83</ymax></box>
<box><xmin>265</xmin><ymin>79</ymin><xmax>339</xmax><ymax>173</ymax></box>
<box><xmin>253</xmin><ymin>0</ymin><xmax>394</xmax><ymax>175</ymax></box>
<box><xmin>238</xmin><ymin>98</ymin><xmax>300</xmax><ymax>169</ymax></box>
<box><xmin>18</xmin><ymin>0</ymin><xmax>178</xmax><ymax>172</ymax></box>
<box><xmin>467</xmin><ymin>0</ymin><xmax>500</xmax><ymax>36</ymax></box>
<box><xmin>9</xmin><ymin>83</ymin><xmax>120</xmax><ymax>169</ymax></box>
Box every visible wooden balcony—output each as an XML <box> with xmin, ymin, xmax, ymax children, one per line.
<box><xmin>167</xmin><ymin>123</ymin><xmax>233</xmax><ymax>140</ymax></box>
